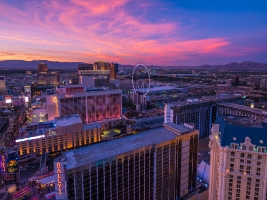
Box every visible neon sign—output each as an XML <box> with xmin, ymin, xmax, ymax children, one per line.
<box><xmin>48</xmin><ymin>130</ymin><xmax>57</xmax><ymax>136</ymax></box>
<box><xmin>2</xmin><ymin>156</ymin><xmax>5</xmax><ymax>172</ymax></box>
<box><xmin>57</xmin><ymin>163</ymin><xmax>62</xmax><ymax>194</ymax></box>
<box><xmin>15</xmin><ymin>135</ymin><xmax>45</xmax><ymax>143</ymax></box>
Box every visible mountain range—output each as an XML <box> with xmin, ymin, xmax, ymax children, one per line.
<box><xmin>0</xmin><ymin>60</ymin><xmax>267</xmax><ymax>70</ymax></box>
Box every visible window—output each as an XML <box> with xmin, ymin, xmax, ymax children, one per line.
<box><xmin>237</xmin><ymin>184</ymin><xmax>241</xmax><ymax>188</ymax></box>
<box><xmin>240</xmin><ymin>165</ymin><xmax>244</xmax><ymax>170</ymax></box>
<box><xmin>237</xmin><ymin>176</ymin><xmax>241</xmax><ymax>179</ymax></box>
<box><xmin>247</xmin><ymin>160</ymin><xmax>251</xmax><ymax>164</ymax></box>
<box><xmin>230</xmin><ymin>175</ymin><xmax>233</xmax><ymax>178</ymax></box>
<box><xmin>228</xmin><ymin>187</ymin><xmax>232</xmax><ymax>191</ymax></box>
<box><xmin>241</xmin><ymin>153</ymin><xmax>245</xmax><ymax>157</ymax></box>
<box><xmin>237</xmin><ymin>181</ymin><xmax>241</xmax><ymax>184</ymax></box>
<box><xmin>231</xmin><ymin>143</ymin><xmax>238</xmax><ymax>149</ymax></box>
<box><xmin>256</xmin><ymin>179</ymin><xmax>260</xmax><ymax>183</ymax></box>
<box><xmin>248</xmin><ymin>178</ymin><xmax>251</xmax><ymax>181</ymax></box>
<box><xmin>258</xmin><ymin>155</ymin><xmax>262</xmax><ymax>160</ymax></box>
<box><xmin>258</xmin><ymin>147</ymin><xmax>266</xmax><ymax>152</ymax></box>
<box><xmin>240</xmin><ymin>159</ymin><xmax>244</xmax><ymax>163</ymax></box>
<box><xmin>247</xmin><ymin>182</ymin><xmax>251</xmax><ymax>186</ymax></box>
<box><xmin>255</xmin><ymin>183</ymin><xmax>260</xmax><ymax>188</ymax></box>
<box><xmin>247</xmin><ymin>186</ymin><xmax>251</xmax><ymax>190</ymax></box>
<box><xmin>231</xmin><ymin>152</ymin><xmax>235</xmax><ymax>156</ymax></box>
<box><xmin>248</xmin><ymin>154</ymin><xmax>252</xmax><ymax>158</ymax></box>
<box><xmin>257</xmin><ymin>162</ymin><xmax>261</xmax><ymax>166</ymax></box>
<box><xmin>249</xmin><ymin>146</ymin><xmax>253</xmax><ymax>151</ymax></box>
<box><xmin>247</xmin><ymin>166</ymin><xmax>251</xmax><ymax>170</ymax></box>
<box><xmin>257</xmin><ymin>168</ymin><xmax>261</xmax><ymax>172</ymax></box>
<box><xmin>242</xmin><ymin>145</ymin><xmax>246</xmax><ymax>150</ymax></box>
<box><xmin>230</xmin><ymin>158</ymin><xmax>234</xmax><ymax>162</ymax></box>
<box><xmin>229</xmin><ymin>179</ymin><xmax>233</xmax><ymax>182</ymax></box>
<box><xmin>230</xmin><ymin>164</ymin><xmax>234</xmax><ymax>167</ymax></box>
<box><xmin>236</xmin><ymin>189</ymin><xmax>240</xmax><ymax>193</ymax></box>
<box><xmin>246</xmin><ymin>191</ymin><xmax>250</xmax><ymax>195</ymax></box>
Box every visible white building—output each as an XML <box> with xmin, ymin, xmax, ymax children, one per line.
<box><xmin>209</xmin><ymin>115</ymin><xmax>267</xmax><ymax>200</ymax></box>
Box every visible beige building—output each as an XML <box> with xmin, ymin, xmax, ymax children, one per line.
<box><xmin>209</xmin><ymin>115</ymin><xmax>267</xmax><ymax>200</ymax></box>
<box><xmin>16</xmin><ymin>114</ymin><xmax>101</xmax><ymax>156</ymax></box>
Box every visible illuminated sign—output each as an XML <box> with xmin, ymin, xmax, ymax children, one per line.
<box><xmin>7</xmin><ymin>166</ymin><xmax>18</xmax><ymax>173</ymax></box>
<box><xmin>5</xmin><ymin>99</ymin><xmax>12</xmax><ymax>104</ymax></box>
<box><xmin>25</xmin><ymin>96</ymin><xmax>29</xmax><ymax>103</ymax></box>
<box><xmin>2</xmin><ymin>156</ymin><xmax>5</xmax><ymax>172</ymax></box>
<box><xmin>8</xmin><ymin>160</ymin><xmax>17</xmax><ymax>167</ymax></box>
<box><xmin>57</xmin><ymin>163</ymin><xmax>62</xmax><ymax>194</ymax></box>
<box><xmin>15</xmin><ymin>135</ymin><xmax>45</xmax><ymax>143</ymax></box>
<box><xmin>48</xmin><ymin>130</ymin><xmax>57</xmax><ymax>136</ymax></box>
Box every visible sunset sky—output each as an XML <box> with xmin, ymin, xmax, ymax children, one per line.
<box><xmin>0</xmin><ymin>0</ymin><xmax>266</xmax><ymax>65</ymax></box>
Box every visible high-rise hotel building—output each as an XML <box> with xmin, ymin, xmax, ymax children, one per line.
<box><xmin>46</xmin><ymin>85</ymin><xmax>122</xmax><ymax>123</ymax></box>
<box><xmin>16</xmin><ymin>114</ymin><xmax>101</xmax><ymax>156</ymax></box>
<box><xmin>164</xmin><ymin>94</ymin><xmax>243</xmax><ymax>138</ymax></box>
<box><xmin>209</xmin><ymin>115</ymin><xmax>267</xmax><ymax>200</ymax></box>
<box><xmin>47</xmin><ymin>123</ymin><xmax>199</xmax><ymax>200</ymax></box>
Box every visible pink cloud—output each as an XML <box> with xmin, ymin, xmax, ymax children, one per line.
<box><xmin>0</xmin><ymin>0</ymin><xmax>262</xmax><ymax>65</ymax></box>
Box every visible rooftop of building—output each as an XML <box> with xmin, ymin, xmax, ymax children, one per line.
<box><xmin>218</xmin><ymin>102</ymin><xmax>267</xmax><ymax>115</ymax></box>
<box><xmin>167</xmin><ymin>93</ymin><xmax>242</xmax><ymax>108</ymax></box>
<box><xmin>134</xmin><ymin>86</ymin><xmax>185</xmax><ymax>93</ymax></box>
<box><xmin>215</xmin><ymin>115</ymin><xmax>267</xmax><ymax>147</ymax></box>
<box><xmin>56</xmin><ymin>122</ymin><xmax>197</xmax><ymax>169</ymax></box>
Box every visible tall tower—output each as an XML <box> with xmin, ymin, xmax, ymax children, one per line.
<box><xmin>38</xmin><ymin>63</ymin><xmax>48</xmax><ymax>73</ymax></box>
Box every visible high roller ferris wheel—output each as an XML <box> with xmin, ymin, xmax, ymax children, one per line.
<box><xmin>131</xmin><ymin>62</ymin><xmax>151</xmax><ymax>96</ymax></box>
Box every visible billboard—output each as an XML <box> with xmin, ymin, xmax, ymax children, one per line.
<box><xmin>5</xmin><ymin>152</ymin><xmax>19</xmax><ymax>174</ymax></box>
<box><xmin>5</xmin><ymin>99</ymin><xmax>12</xmax><ymax>104</ymax></box>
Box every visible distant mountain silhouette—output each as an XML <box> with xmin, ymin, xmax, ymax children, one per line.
<box><xmin>0</xmin><ymin>60</ymin><xmax>266</xmax><ymax>70</ymax></box>
<box><xmin>0</xmin><ymin>60</ymin><xmax>82</xmax><ymax>69</ymax></box>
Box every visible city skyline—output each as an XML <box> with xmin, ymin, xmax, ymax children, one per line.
<box><xmin>0</xmin><ymin>0</ymin><xmax>267</xmax><ymax>66</ymax></box>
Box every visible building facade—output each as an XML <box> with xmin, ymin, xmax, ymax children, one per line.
<box><xmin>37</xmin><ymin>72</ymin><xmax>60</xmax><ymax>85</ymax></box>
<box><xmin>46</xmin><ymin>86</ymin><xmax>122</xmax><ymax>123</ymax></box>
<box><xmin>209</xmin><ymin>115</ymin><xmax>267</xmax><ymax>200</ymax></box>
<box><xmin>164</xmin><ymin>94</ymin><xmax>243</xmax><ymax>138</ymax></box>
<box><xmin>16</xmin><ymin>115</ymin><xmax>101</xmax><ymax>156</ymax></box>
<box><xmin>48</xmin><ymin>123</ymin><xmax>199</xmax><ymax>200</ymax></box>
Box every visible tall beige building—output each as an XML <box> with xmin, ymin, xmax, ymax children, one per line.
<box><xmin>209</xmin><ymin>115</ymin><xmax>267</xmax><ymax>200</ymax></box>
<box><xmin>46</xmin><ymin>123</ymin><xmax>199</xmax><ymax>200</ymax></box>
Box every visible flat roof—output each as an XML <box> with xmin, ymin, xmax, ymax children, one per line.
<box><xmin>168</xmin><ymin>94</ymin><xmax>242</xmax><ymax>107</ymax></box>
<box><xmin>218</xmin><ymin>102</ymin><xmax>267</xmax><ymax>115</ymax></box>
<box><xmin>54</xmin><ymin>114</ymin><xmax>82</xmax><ymax>127</ymax></box>
<box><xmin>221</xmin><ymin>115</ymin><xmax>262</xmax><ymax>128</ymax></box>
<box><xmin>56</xmin><ymin>123</ymin><xmax>196</xmax><ymax>169</ymax></box>
<box><xmin>135</xmin><ymin>86</ymin><xmax>184</xmax><ymax>93</ymax></box>
<box><xmin>216</xmin><ymin>115</ymin><xmax>267</xmax><ymax>147</ymax></box>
